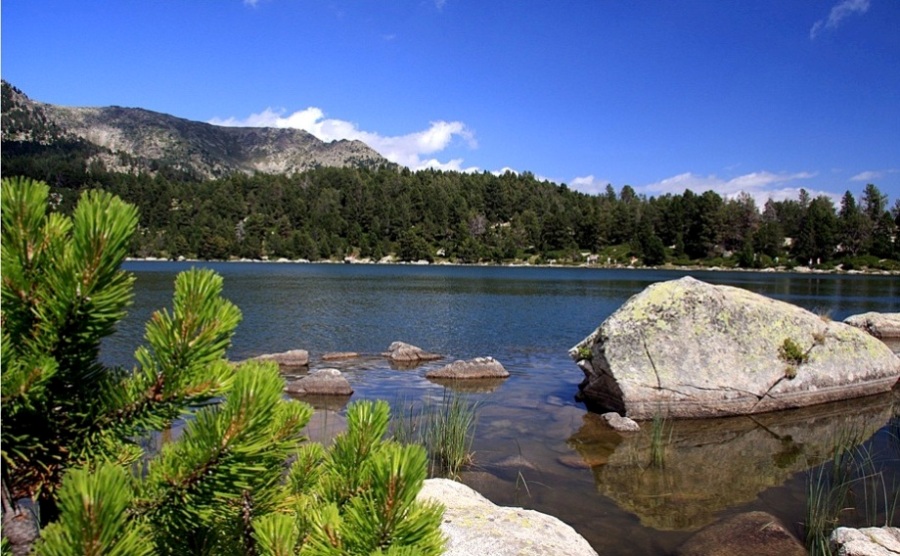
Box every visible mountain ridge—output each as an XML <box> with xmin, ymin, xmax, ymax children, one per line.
<box><xmin>1</xmin><ymin>81</ymin><xmax>389</xmax><ymax>179</ymax></box>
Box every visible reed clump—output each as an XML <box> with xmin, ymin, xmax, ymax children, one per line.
<box><xmin>390</xmin><ymin>391</ymin><xmax>479</xmax><ymax>479</ymax></box>
<box><xmin>803</xmin><ymin>426</ymin><xmax>900</xmax><ymax>556</ymax></box>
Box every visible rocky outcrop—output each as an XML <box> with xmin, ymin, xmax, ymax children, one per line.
<box><xmin>425</xmin><ymin>357</ymin><xmax>509</xmax><ymax>379</ymax></box>
<box><xmin>570</xmin><ymin>276</ymin><xmax>900</xmax><ymax>419</ymax></box>
<box><xmin>384</xmin><ymin>342</ymin><xmax>442</xmax><ymax>363</ymax></box>
<box><xmin>830</xmin><ymin>526</ymin><xmax>900</xmax><ymax>556</ymax></box>
<box><xmin>252</xmin><ymin>349</ymin><xmax>309</xmax><ymax>369</ymax></box>
<box><xmin>674</xmin><ymin>511</ymin><xmax>806</xmax><ymax>556</ymax></box>
<box><xmin>284</xmin><ymin>368</ymin><xmax>352</xmax><ymax>396</ymax></box>
<box><xmin>844</xmin><ymin>312</ymin><xmax>900</xmax><ymax>339</ymax></box>
<box><xmin>1</xmin><ymin>82</ymin><xmax>388</xmax><ymax>179</ymax></box>
<box><xmin>416</xmin><ymin>478</ymin><xmax>598</xmax><ymax>556</ymax></box>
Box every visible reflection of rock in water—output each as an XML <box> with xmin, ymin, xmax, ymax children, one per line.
<box><xmin>568</xmin><ymin>393</ymin><xmax>893</xmax><ymax>531</ymax></box>
<box><xmin>301</xmin><ymin>409</ymin><xmax>347</xmax><ymax>445</ymax></box>
<box><xmin>285</xmin><ymin>392</ymin><xmax>351</xmax><ymax>412</ymax></box>
<box><xmin>427</xmin><ymin>377</ymin><xmax>507</xmax><ymax>393</ymax></box>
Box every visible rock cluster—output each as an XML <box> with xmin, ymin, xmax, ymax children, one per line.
<box><xmin>570</xmin><ymin>276</ymin><xmax>900</xmax><ymax>419</ymax></box>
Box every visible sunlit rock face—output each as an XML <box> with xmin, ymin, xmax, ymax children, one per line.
<box><xmin>570</xmin><ymin>276</ymin><xmax>900</xmax><ymax>419</ymax></box>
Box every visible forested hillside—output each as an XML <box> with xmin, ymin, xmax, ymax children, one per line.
<box><xmin>11</xmin><ymin>162</ymin><xmax>899</xmax><ymax>270</ymax></box>
<box><xmin>3</xmin><ymin>83</ymin><xmax>898</xmax><ymax>269</ymax></box>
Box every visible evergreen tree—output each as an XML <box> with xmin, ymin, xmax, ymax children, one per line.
<box><xmin>1</xmin><ymin>178</ymin><xmax>445</xmax><ymax>555</ymax></box>
<box><xmin>838</xmin><ymin>190</ymin><xmax>866</xmax><ymax>256</ymax></box>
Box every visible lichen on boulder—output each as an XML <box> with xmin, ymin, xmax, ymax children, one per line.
<box><xmin>570</xmin><ymin>276</ymin><xmax>900</xmax><ymax>419</ymax></box>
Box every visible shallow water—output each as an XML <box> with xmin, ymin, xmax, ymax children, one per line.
<box><xmin>104</xmin><ymin>262</ymin><xmax>900</xmax><ymax>554</ymax></box>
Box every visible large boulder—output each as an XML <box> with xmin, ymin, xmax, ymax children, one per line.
<box><xmin>425</xmin><ymin>357</ymin><xmax>509</xmax><ymax>379</ymax></box>
<box><xmin>570</xmin><ymin>276</ymin><xmax>900</xmax><ymax>419</ymax></box>
<box><xmin>829</xmin><ymin>526</ymin><xmax>900</xmax><ymax>556</ymax></box>
<box><xmin>843</xmin><ymin>312</ymin><xmax>900</xmax><ymax>339</ymax></box>
<box><xmin>416</xmin><ymin>478</ymin><xmax>597</xmax><ymax>556</ymax></box>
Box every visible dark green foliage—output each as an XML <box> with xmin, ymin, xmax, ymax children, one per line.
<box><xmin>1</xmin><ymin>178</ymin><xmax>445</xmax><ymax>556</ymax></box>
<box><xmin>3</xmin><ymin>101</ymin><xmax>898</xmax><ymax>268</ymax></box>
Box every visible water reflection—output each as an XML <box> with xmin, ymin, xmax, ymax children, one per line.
<box><xmin>568</xmin><ymin>393</ymin><xmax>894</xmax><ymax>531</ymax></box>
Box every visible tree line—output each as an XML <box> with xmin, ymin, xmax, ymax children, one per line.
<box><xmin>7</xmin><ymin>159</ymin><xmax>900</xmax><ymax>270</ymax></box>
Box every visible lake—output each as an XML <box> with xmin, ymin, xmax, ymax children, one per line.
<box><xmin>104</xmin><ymin>262</ymin><xmax>900</xmax><ymax>555</ymax></box>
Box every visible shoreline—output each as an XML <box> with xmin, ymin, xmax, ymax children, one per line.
<box><xmin>124</xmin><ymin>256</ymin><xmax>900</xmax><ymax>277</ymax></box>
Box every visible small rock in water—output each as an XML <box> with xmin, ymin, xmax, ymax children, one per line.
<box><xmin>425</xmin><ymin>357</ymin><xmax>509</xmax><ymax>379</ymax></box>
<box><xmin>601</xmin><ymin>412</ymin><xmax>640</xmax><ymax>432</ymax></box>
<box><xmin>383</xmin><ymin>341</ymin><xmax>442</xmax><ymax>363</ymax></box>
<box><xmin>285</xmin><ymin>368</ymin><xmax>352</xmax><ymax>396</ymax></box>
<box><xmin>675</xmin><ymin>511</ymin><xmax>806</xmax><ymax>556</ymax></box>
<box><xmin>321</xmin><ymin>351</ymin><xmax>359</xmax><ymax>361</ymax></box>
<box><xmin>251</xmin><ymin>349</ymin><xmax>309</xmax><ymax>368</ymax></box>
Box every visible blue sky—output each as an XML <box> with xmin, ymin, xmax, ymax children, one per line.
<box><xmin>3</xmin><ymin>0</ymin><xmax>898</xmax><ymax>205</ymax></box>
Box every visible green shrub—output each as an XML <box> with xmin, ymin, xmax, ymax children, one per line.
<box><xmin>1</xmin><ymin>177</ymin><xmax>445</xmax><ymax>555</ymax></box>
<box><xmin>779</xmin><ymin>337</ymin><xmax>809</xmax><ymax>366</ymax></box>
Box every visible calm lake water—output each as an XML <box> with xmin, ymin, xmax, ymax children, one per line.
<box><xmin>104</xmin><ymin>262</ymin><xmax>900</xmax><ymax>555</ymax></box>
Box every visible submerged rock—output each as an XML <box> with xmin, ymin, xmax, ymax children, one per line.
<box><xmin>383</xmin><ymin>341</ymin><xmax>442</xmax><ymax>363</ymax></box>
<box><xmin>843</xmin><ymin>312</ymin><xmax>900</xmax><ymax>339</ymax></box>
<box><xmin>252</xmin><ymin>349</ymin><xmax>309</xmax><ymax>369</ymax></box>
<box><xmin>829</xmin><ymin>526</ymin><xmax>900</xmax><ymax>556</ymax></box>
<box><xmin>600</xmin><ymin>412</ymin><xmax>640</xmax><ymax>432</ymax></box>
<box><xmin>416</xmin><ymin>478</ymin><xmax>598</xmax><ymax>556</ymax></box>
<box><xmin>675</xmin><ymin>511</ymin><xmax>806</xmax><ymax>556</ymax></box>
<box><xmin>284</xmin><ymin>368</ymin><xmax>352</xmax><ymax>396</ymax></box>
<box><xmin>570</xmin><ymin>276</ymin><xmax>900</xmax><ymax>419</ymax></box>
<box><xmin>425</xmin><ymin>357</ymin><xmax>509</xmax><ymax>379</ymax></box>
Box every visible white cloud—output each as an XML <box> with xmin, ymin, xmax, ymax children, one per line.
<box><xmin>570</xmin><ymin>175</ymin><xmax>613</xmax><ymax>196</ymax></box>
<box><xmin>639</xmin><ymin>170</ymin><xmax>834</xmax><ymax>207</ymax></box>
<box><xmin>851</xmin><ymin>170</ymin><xmax>882</xmax><ymax>181</ymax></box>
<box><xmin>810</xmin><ymin>0</ymin><xmax>870</xmax><ymax>39</ymax></box>
<box><xmin>210</xmin><ymin>107</ymin><xmax>476</xmax><ymax>171</ymax></box>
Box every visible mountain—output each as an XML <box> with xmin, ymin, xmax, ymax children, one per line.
<box><xmin>1</xmin><ymin>82</ymin><xmax>388</xmax><ymax>180</ymax></box>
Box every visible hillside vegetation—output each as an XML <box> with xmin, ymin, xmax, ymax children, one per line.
<box><xmin>3</xmin><ymin>82</ymin><xmax>898</xmax><ymax>270</ymax></box>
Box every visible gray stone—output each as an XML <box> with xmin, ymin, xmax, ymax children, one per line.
<box><xmin>600</xmin><ymin>412</ymin><xmax>640</xmax><ymax>432</ymax></box>
<box><xmin>675</xmin><ymin>511</ymin><xmax>806</xmax><ymax>556</ymax></box>
<box><xmin>384</xmin><ymin>341</ymin><xmax>442</xmax><ymax>363</ymax></box>
<box><xmin>321</xmin><ymin>351</ymin><xmax>359</xmax><ymax>361</ymax></box>
<box><xmin>570</xmin><ymin>276</ymin><xmax>900</xmax><ymax>419</ymax></box>
<box><xmin>284</xmin><ymin>368</ymin><xmax>352</xmax><ymax>396</ymax></box>
<box><xmin>252</xmin><ymin>349</ymin><xmax>309</xmax><ymax>368</ymax></box>
<box><xmin>416</xmin><ymin>478</ymin><xmax>598</xmax><ymax>556</ymax></box>
<box><xmin>425</xmin><ymin>357</ymin><xmax>509</xmax><ymax>379</ymax></box>
<box><xmin>844</xmin><ymin>312</ymin><xmax>900</xmax><ymax>339</ymax></box>
<box><xmin>830</xmin><ymin>526</ymin><xmax>900</xmax><ymax>556</ymax></box>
